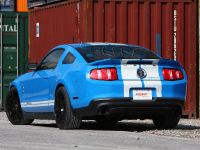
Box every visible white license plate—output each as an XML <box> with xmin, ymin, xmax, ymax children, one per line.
<box><xmin>133</xmin><ymin>90</ymin><xmax>152</xmax><ymax>100</ymax></box>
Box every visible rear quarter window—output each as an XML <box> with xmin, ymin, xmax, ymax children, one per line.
<box><xmin>63</xmin><ymin>52</ymin><xmax>76</xmax><ymax>64</ymax></box>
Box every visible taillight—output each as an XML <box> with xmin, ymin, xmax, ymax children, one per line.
<box><xmin>162</xmin><ymin>68</ymin><xmax>184</xmax><ymax>80</ymax></box>
<box><xmin>90</xmin><ymin>68</ymin><xmax>118</xmax><ymax>80</ymax></box>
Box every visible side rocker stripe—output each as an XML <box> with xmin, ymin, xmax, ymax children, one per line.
<box><xmin>21</xmin><ymin>100</ymin><xmax>55</xmax><ymax>108</ymax></box>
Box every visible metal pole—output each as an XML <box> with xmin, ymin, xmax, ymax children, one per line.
<box><xmin>198</xmin><ymin>0</ymin><xmax>200</xmax><ymax>118</ymax></box>
<box><xmin>16</xmin><ymin>14</ymin><xmax>19</xmax><ymax>77</ymax></box>
<box><xmin>0</xmin><ymin>14</ymin><xmax>3</xmax><ymax>107</ymax></box>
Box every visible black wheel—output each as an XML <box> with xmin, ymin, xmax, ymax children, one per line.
<box><xmin>96</xmin><ymin>117</ymin><xmax>119</xmax><ymax>125</ymax></box>
<box><xmin>5</xmin><ymin>87</ymin><xmax>34</xmax><ymax>125</ymax></box>
<box><xmin>55</xmin><ymin>86</ymin><xmax>81</xmax><ymax>129</ymax></box>
<box><xmin>153</xmin><ymin>111</ymin><xmax>181</xmax><ymax>129</ymax></box>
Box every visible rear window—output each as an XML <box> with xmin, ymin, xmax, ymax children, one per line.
<box><xmin>76</xmin><ymin>45</ymin><xmax>160</xmax><ymax>63</ymax></box>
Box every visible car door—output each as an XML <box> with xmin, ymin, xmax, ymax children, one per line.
<box><xmin>21</xmin><ymin>49</ymin><xmax>64</xmax><ymax>112</ymax></box>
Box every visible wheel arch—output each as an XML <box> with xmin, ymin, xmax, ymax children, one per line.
<box><xmin>55</xmin><ymin>83</ymin><xmax>65</xmax><ymax>95</ymax></box>
<box><xmin>9</xmin><ymin>81</ymin><xmax>23</xmax><ymax>103</ymax></box>
<box><xmin>54</xmin><ymin>82</ymin><xmax>72</xmax><ymax>111</ymax></box>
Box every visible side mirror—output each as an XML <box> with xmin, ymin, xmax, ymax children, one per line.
<box><xmin>27</xmin><ymin>63</ymin><xmax>38</xmax><ymax>71</ymax></box>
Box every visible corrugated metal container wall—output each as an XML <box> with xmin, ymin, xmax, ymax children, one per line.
<box><xmin>29</xmin><ymin>0</ymin><xmax>197</xmax><ymax>118</ymax></box>
<box><xmin>28</xmin><ymin>0</ymin><xmax>63</xmax><ymax>8</ymax></box>
<box><xmin>199</xmin><ymin>0</ymin><xmax>200</xmax><ymax>118</ymax></box>
<box><xmin>29</xmin><ymin>1</ymin><xmax>78</xmax><ymax>62</ymax></box>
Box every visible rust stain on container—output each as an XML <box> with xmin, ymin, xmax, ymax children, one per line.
<box><xmin>29</xmin><ymin>0</ymin><xmax>197</xmax><ymax>118</ymax></box>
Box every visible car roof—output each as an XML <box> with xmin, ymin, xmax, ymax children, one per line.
<box><xmin>68</xmin><ymin>42</ymin><xmax>140</xmax><ymax>49</ymax></box>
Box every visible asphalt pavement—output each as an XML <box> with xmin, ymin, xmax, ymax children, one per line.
<box><xmin>0</xmin><ymin>115</ymin><xmax>200</xmax><ymax>150</ymax></box>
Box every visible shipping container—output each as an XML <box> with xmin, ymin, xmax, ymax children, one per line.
<box><xmin>28</xmin><ymin>0</ymin><xmax>62</xmax><ymax>8</ymax></box>
<box><xmin>0</xmin><ymin>12</ymin><xmax>29</xmax><ymax>109</ymax></box>
<box><xmin>29</xmin><ymin>0</ymin><xmax>197</xmax><ymax>118</ymax></box>
<box><xmin>0</xmin><ymin>0</ymin><xmax>15</xmax><ymax>11</ymax></box>
<box><xmin>16</xmin><ymin>0</ymin><xmax>29</xmax><ymax>12</ymax></box>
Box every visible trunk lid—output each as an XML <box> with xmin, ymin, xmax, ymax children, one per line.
<box><xmin>90</xmin><ymin>59</ymin><xmax>162</xmax><ymax>81</ymax></box>
<box><xmin>89</xmin><ymin>59</ymin><xmax>181</xmax><ymax>81</ymax></box>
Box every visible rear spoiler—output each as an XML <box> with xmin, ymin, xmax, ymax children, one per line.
<box><xmin>89</xmin><ymin>59</ymin><xmax>160</xmax><ymax>66</ymax></box>
<box><xmin>122</xmin><ymin>59</ymin><xmax>159</xmax><ymax>65</ymax></box>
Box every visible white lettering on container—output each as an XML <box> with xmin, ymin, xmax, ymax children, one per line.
<box><xmin>36</xmin><ymin>22</ymin><xmax>40</xmax><ymax>38</ymax></box>
<box><xmin>173</xmin><ymin>10</ymin><xmax>177</xmax><ymax>61</ymax></box>
<box><xmin>0</xmin><ymin>25</ymin><xmax>17</xmax><ymax>32</ymax></box>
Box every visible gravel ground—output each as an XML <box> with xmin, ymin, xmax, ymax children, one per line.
<box><xmin>143</xmin><ymin>119</ymin><xmax>200</xmax><ymax>139</ymax></box>
<box><xmin>1</xmin><ymin>112</ymin><xmax>200</xmax><ymax>140</ymax></box>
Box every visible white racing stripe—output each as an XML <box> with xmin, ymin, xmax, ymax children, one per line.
<box><xmin>142</xmin><ymin>80</ymin><xmax>162</xmax><ymax>97</ymax></box>
<box><xmin>21</xmin><ymin>100</ymin><xmax>55</xmax><ymax>108</ymax></box>
<box><xmin>121</xmin><ymin>60</ymin><xmax>162</xmax><ymax>97</ymax></box>
<box><xmin>123</xmin><ymin>81</ymin><xmax>142</xmax><ymax>97</ymax></box>
<box><xmin>121</xmin><ymin>64</ymin><xmax>139</xmax><ymax>80</ymax></box>
<box><xmin>121</xmin><ymin>64</ymin><xmax>142</xmax><ymax>97</ymax></box>
<box><xmin>140</xmin><ymin>65</ymin><xmax>160</xmax><ymax>80</ymax></box>
<box><xmin>141</xmin><ymin>65</ymin><xmax>162</xmax><ymax>97</ymax></box>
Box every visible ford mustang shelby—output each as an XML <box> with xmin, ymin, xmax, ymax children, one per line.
<box><xmin>5</xmin><ymin>43</ymin><xmax>187</xmax><ymax>129</ymax></box>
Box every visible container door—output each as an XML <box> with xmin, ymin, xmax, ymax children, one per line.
<box><xmin>0</xmin><ymin>13</ymin><xmax>18</xmax><ymax>109</ymax></box>
<box><xmin>0</xmin><ymin>12</ymin><xmax>28</xmax><ymax>109</ymax></box>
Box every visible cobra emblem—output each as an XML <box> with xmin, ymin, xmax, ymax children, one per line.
<box><xmin>137</xmin><ymin>68</ymin><xmax>147</xmax><ymax>79</ymax></box>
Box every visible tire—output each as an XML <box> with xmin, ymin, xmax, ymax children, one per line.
<box><xmin>55</xmin><ymin>86</ymin><xmax>81</xmax><ymax>129</ymax></box>
<box><xmin>153</xmin><ymin>111</ymin><xmax>181</xmax><ymax>129</ymax></box>
<box><xmin>5</xmin><ymin>87</ymin><xmax>34</xmax><ymax>125</ymax></box>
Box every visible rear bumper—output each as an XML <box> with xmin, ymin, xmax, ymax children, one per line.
<box><xmin>74</xmin><ymin>98</ymin><xmax>184</xmax><ymax>119</ymax></box>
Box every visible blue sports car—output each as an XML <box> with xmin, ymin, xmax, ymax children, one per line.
<box><xmin>5</xmin><ymin>43</ymin><xmax>187</xmax><ymax>129</ymax></box>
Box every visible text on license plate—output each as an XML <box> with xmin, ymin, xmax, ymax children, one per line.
<box><xmin>133</xmin><ymin>90</ymin><xmax>152</xmax><ymax>100</ymax></box>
